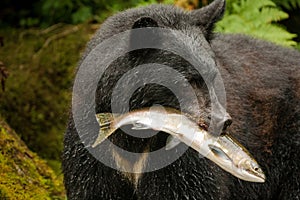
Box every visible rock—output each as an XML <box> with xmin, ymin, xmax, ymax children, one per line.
<box><xmin>0</xmin><ymin>117</ymin><xmax>65</xmax><ymax>200</ymax></box>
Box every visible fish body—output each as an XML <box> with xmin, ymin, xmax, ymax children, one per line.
<box><xmin>92</xmin><ymin>106</ymin><xmax>265</xmax><ymax>183</ymax></box>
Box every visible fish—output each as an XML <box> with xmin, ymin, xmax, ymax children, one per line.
<box><xmin>206</xmin><ymin>132</ymin><xmax>266</xmax><ymax>183</ymax></box>
<box><xmin>92</xmin><ymin>106</ymin><xmax>265</xmax><ymax>183</ymax></box>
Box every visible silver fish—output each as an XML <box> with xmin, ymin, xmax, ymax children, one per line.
<box><xmin>92</xmin><ymin>106</ymin><xmax>265</xmax><ymax>182</ymax></box>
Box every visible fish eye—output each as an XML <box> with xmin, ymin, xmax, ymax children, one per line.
<box><xmin>250</xmin><ymin>162</ymin><xmax>260</xmax><ymax>172</ymax></box>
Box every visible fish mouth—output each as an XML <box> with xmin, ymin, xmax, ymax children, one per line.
<box><xmin>229</xmin><ymin>168</ymin><xmax>266</xmax><ymax>183</ymax></box>
<box><xmin>248</xmin><ymin>168</ymin><xmax>266</xmax><ymax>183</ymax></box>
<box><xmin>240</xmin><ymin>172</ymin><xmax>265</xmax><ymax>183</ymax></box>
<box><xmin>256</xmin><ymin>174</ymin><xmax>266</xmax><ymax>183</ymax></box>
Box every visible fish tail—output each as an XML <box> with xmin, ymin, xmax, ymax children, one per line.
<box><xmin>96</xmin><ymin>113</ymin><xmax>115</xmax><ymax>126</ymax></box>
<box><xmin>92</xmin><ymin>113</ymin><xmax>117</xmax><ymax>148</ymax></box>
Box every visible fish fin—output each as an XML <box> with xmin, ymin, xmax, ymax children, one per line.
<box><xmin>132</xmin><ymin>121</ymin><xmax>151</xmax><ymax>130</ymax></box>
<box><xmin>92</xmin><ymin>113</ymin><xmax>116</xmax><ymax>148</ymax></box>
<box><xmin>95</xmin><ymin>113</ymin><xmax>116</xmax><ymax>126</ymax></box>
<box><xmin>208</xmin><ymin>144</ymin><xmax>232</xmax><ymax>162</ymax></box>
<box><xmin>165</xmin><ymin>135</ymin><xmax>181</xmax><ymax>150</ymax></box>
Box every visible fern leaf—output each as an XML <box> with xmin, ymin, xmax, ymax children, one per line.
<box><xmin>216</xmin><ymin>0</ymin><xmax>297</xmax><ymax>46</ymax></box>
<box><xmin>272</xmin><ymin>0</ymin><xmax>300</xmax><ymax>10</ymax></box>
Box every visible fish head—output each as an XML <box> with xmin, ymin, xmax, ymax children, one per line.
<box><xmin>207</xmin><ymin>144</ymin><xmax>265</xmax><ymax>183</ymax></box>
<box><xmin>237</xmin><ymin>158</ymin><xmax>266</xmax><ymax>183</ymax></box>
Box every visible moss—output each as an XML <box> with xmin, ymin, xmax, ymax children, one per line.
<box><xmin>0</xmin><ymin>24</ymin><xmax>98</xmax><ymax>163</ymax></box>
<box><xmin>0</xmin><ymin>117</ymin><xmax>65</xmax><ymax>199</ymax></box>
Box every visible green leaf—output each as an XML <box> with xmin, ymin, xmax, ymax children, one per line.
<box><xmin>272</xmin><ymin>0</ymin><xmax>300</xmax><ymax>10</ymax></box>
<box><xmin>71</xmin><ymin>6</ymin><xmax>93</xmax><ymax>24</ymax></box>
<box><xmin>216</xmin><ymin>0</ymin><xmax>297</xmax><ymax>46</ymax></box>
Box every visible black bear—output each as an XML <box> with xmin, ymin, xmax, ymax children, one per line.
<box><xmin>63</xmin><ymin>0</ymin><xmax>300</xmax><ymax>199</ymax></box>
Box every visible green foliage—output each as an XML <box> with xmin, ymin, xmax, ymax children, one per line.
<box><xmin>19</xmin><ymin>17</ymin><xmax>40</xmax><ymax>27</ymax></box>
<box><xmin>38</xmin><ymin>0</ymin><xmax>97</xmax><ymax>26</ymax></box>
<box><xmin>132</xmin><ymin>0</ymin><xmax>173</xmax><ymax>7</ymax></box>
<box><xmin>272</xmin><ymin>0</ymin><xmax>300</xmax><ymax>10</ymax></box>
<box><xmin>135</xmin><ymin>0</ymin><xmax>161</xmax><ymax>7</ymax></box>
<box><xmin>164</xmin><ymin>0</ymin><xmax>175</xmax><ymax>4</ymax></box>
<box><xmin>216</xmin><ymin>0</ymin><xmax>297</xmax><ymax>46</ymax></box>
<box><xmin>0</xmin><ymin>24</ymin><xmax>95</xmax><ymax>161</ymax></box>
<box><xmin>1</xmin><ymin>0</ymin><xmax>175</xmax><ymax>28</ymax></box>
<box><xmin>72</xmin><ymin>6</ymin><xmax>93</xmax><ymax>24</ymax></box>
<box><xmin>296</xmin><ymin>43</ymin><xmax>300</xmax><ymax>51</ymax></box>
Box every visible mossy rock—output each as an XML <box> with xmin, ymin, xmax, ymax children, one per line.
<box><xmin>0</xmin><ymin>117</ymin><xmax>65</xmax><ymax>199</ymax></box>
<box><xmin>0</xmin><ymin>24</ymin><xmax>98</xmax><ymax>163</ymax></box>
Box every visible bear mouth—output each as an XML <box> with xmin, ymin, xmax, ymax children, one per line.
<box><xmin>109</xmin><ymin>126</ymin><xmax>175</xmax><ymax>153</ymax></box>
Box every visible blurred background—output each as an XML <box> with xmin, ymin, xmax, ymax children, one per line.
<box><xmin>0</xmin><ymin>0</ymin><xmax>299</xmax><ymax>199</ymax></box>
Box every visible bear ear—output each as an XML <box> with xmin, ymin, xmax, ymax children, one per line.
<box><xmin>132</xmin><ymin>17</ymin><xmax>158</xmax><ymax>29</ymax></box>
<box><xmin>129</xmin><ymin>17</ymin><xmax>160</xmax><ymax>59</ymax></box>
<box><xmin>190</xmin><ymin>0</ymin><xmax>226</xmax><ymax>40</ymax></box>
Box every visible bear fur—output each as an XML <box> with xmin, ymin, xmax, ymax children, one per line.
<box><xmin>63</xmin><ymin>0</ymin><xmax>300</xmax><ymax>199</ymax></box>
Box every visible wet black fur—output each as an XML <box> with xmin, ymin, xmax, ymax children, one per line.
<box><xmin>63</xmin><ymin>0</ymin><xmax>300</xmax><ymax>199</ymax></box>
